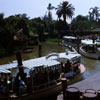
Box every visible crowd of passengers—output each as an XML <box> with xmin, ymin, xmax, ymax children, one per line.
<box><xmin>0</xmin><ymin>65</ymin><xmax>61</xmax><ymax>96</ymax></box>
<box><xmin>82</xmin><ymin>45</ymin><xmax>98</xmax><ymax>52</ymax></box>
<box><xmin>0</xmin><ymin>61</ymin><xmax>80</xmax><ymax>96</ymax></box>
<box><xmin>30</xmin><ymin>66</ymin><xmax>61</xmax><ymax>86</ymax></box>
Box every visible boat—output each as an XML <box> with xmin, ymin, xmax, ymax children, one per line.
<box><xmin>61</xmin><ymin>36</ymin><xmax>81</xmax><ymax>47</ymax></box>
<box><xmin>0</xmin><ymin>50</ymin><xmax>85</xmax><ymax>100</ymax></box>
<box><xmin>79</xmin><ymin>39</ymin><xmax>100</xmax><ymax>59</ymax></box>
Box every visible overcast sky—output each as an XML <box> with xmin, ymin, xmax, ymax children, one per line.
<box><xmin>0</xmin><ymin>0</ymin><xmax>100</xmax><ymax>22</ymax></box>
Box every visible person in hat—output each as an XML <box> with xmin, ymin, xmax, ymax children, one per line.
<box><xmin>19</xmin><ymin>80</ymin><xmax>27</xmax><ymax>95</ymax></box>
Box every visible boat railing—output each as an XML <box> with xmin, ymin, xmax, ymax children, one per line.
<box><xmin>32</xmin><ymin>79</ymin><xmax>60</xmax><ymax>92</ymax></box>
<box><xmin>45</xmin><ymin>53</ymin><xmax>59</xmax><ymax>59</ymax></box>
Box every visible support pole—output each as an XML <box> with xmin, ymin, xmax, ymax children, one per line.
<box><xmin>38</xmin><ymin>43</ymin><xmax>42</xmax><ymax>57</ymax></box>
<box><xmin>16</xmin><ymin>51</ymin><xmax>22</xmax><ymax>66</ymax></box>
<box><xmin>77</xmin><ymin>36</ymin><xmax>80</xmax><ymax>53</ymax></box>
<box><xmin>61</xmin><ymin>78</ymin><xmax>67</xmax><ymax>100</ymax></box>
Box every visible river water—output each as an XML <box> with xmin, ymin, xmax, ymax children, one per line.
<box><xmin>0</xmin><ymin>42</ymin><xmax>100</xmax><ymax>99</ymax></box>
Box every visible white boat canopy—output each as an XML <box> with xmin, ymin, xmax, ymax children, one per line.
<box><xmin>0</xmin><ymin>68</ymin><xmax>11</xmax><ymax>73</ymax></box>
<box><xmin>63</xmin><ymin>36</ymin><xmax>76</xmax><ymax>39</ymax></box>
<box><xmin>23</xmin><ymin>57</ymin><xmax>60</xmax><ymax>69</ymax></box>
<box><xmin>47</xmin><ymin>51</ymin><xmax>81</xmax><ymax>63</ymax></box>
<box><xmin>81</xmin><ymin>39</ymin><xmax>100</xmax><ymax>46</ymax></box>
<box><xmin>0</xmin><ymin>51</ymin><xmax>81</xmax><ymax>70</ymax></box>
<box><xmin>0</xmin><ymin>56</ymin><xmax>60</xmax><ymax>70</ymax></box>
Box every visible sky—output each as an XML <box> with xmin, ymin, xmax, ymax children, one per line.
<box><xmin>0</xmin><ymin>0</ymin><xmax>100</xmax><ymax>23</ymax></box>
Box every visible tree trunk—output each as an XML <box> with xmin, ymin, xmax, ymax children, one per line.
<box><xmin>63</xmin><ymin>14</ymin><xmax>66</xmax><ymax>22</ymax></box>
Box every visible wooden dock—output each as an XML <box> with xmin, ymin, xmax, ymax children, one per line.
<box><xmin>69</xmin><ymin>71</ymin><xmax>100</xmax><ymax>93</ymax></box>
<box><xmin>57</xmin><ymin>71</ymin><xmax>100</xmax><ymax>100</ymax></box>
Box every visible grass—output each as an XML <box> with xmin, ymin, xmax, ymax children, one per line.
<box><xmin>47</xmin><ymin>38</ymin><xmax>59</xmax><ymax>43</ymax></box>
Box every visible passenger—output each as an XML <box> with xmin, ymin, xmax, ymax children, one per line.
<box><xmin>0</xmin><ymin>78</ymin><xmax>2</xmax><ymax>85</ymax></box>
<box><xmin>49</xmin><ymin>69</ymin><xmax>55</xmax><ymax>81</ymax></box>
<box><xmin>26</xmin><ymin>77</ymin><xmax>32</xmax><ymax>94</ymax></box>
<box><xmin>0</xmin><ymin>80</ymin><xmax>9</xmax><ymax>95</ymax></box>
<box><xmin>65</xmin><ymin>60</ymin><xmax>72</xmax><ymax>73</ymax></box>
<box><xmin>73</xmin><ymin>64</ymin><xmax>78</xmax><ymax>72</ymax></box>
<box><xmin>54</xmin><ymin>68</ymin><xmax>60</xmax><ymax>79</ymax></box>
<box><xmin>0</xmin><ymin>79</ymin><xmax>3</xmax><ymax>93</ymax></box>
<box><xmin>4</xmin><ymin>77</ymin><xmax>7</xmax><ymax>87</ymax></box>
<box><xmin>60</xmin><ymin>73</ymin><xmax>64</xmax><ymax>79</ymax></box>
<box><xmin>19</xmin><ymin>80</ymin><xmax>27</xmax><ymax>95</ymax></box>
<box><xmin>73</xmin><ymin>63</ymin><xmax>80</xmax><ymax>74</ymax></box>
<box><xmin>61</xmin><ymin>62</ymin><xmax>65</xmax><ymax>72</ymax></box>
<box><xmin>17</xmin><ymin>68</ymin><xmax>27</xmax><ymax>84</ymax></box>
<box><xmin>43</xmin><ymin>69</ymin><xmax>48</xmax><ymax>83</ymax></box>
<box><xmin>7</xmin><ymin>77</ymin><xmax>12</xmax><ymax>91</ymax></box>
<box><xmin>13</xmin><ymin>75</ymin><xmax>20</xmax><ymax>94</ymax></box>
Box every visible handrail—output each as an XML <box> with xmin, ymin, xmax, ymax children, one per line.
<box><xmin>45</xmin><ymin>53</ymin><xmax>59</xmax><ymax>59</ymax></box>
<box><xmin>32</xmin><ymin>79</ymin><xmax>61</xmax><ymax>92</ymax></box>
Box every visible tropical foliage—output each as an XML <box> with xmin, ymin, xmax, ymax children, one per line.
<box><xmin>0</xmin><ymin>13</ymin><xmax>29</xmax><ymax>56</ymax></box>
<box><xmin>71</xmin><ymin>15</ymin><xmax>100</xmax><ymax>31</ymax></box>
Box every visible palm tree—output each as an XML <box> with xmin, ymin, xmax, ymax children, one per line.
<box><xmin>88</xmin><ymin>11</ymin><xmax>93</xmax><ymax>21</ymax></box>
<box><xmin>89</xmin><ymin>8</ymin><xmax>95</xmax><ymax>21</ymax></box>
<box><xmin>94</xmin><ymin>7</ymin><xmax>100</xmax><ymax>21</ymax></box>
<box><xmin>0</xmin><ymin>13</ymin><xmax>4</xmax><ymax>20</ymax></box>
<box><xmin>47</xmin><ymin>3</ymin><xmax>55</xmax><ymax>21</ymax></box>
<box><xmin>89</xmin><ymin>7</ymin><xmax>100</xmax><ymax>22</ymax></box>
<box><xmin>56</xmin><ymin>1</ymin><xmax>75</xmax><ymax>23</ymax></box>
<box><xmin>0</xmin><ymin>13</ymin><xmax>4</xmax><ymax>26</ymax></box>
<box><xmin>56</xmin><ymin>10</ymin><xmax>62</xmax><ymax>21</ymax></box>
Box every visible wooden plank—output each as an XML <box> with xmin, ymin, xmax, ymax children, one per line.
<box><xmin>69</xmin><ymin>71</ymin><xmax>100</xmax><ymax>93</ymax></box>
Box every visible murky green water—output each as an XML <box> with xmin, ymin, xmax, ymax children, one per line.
<box><xmin>81</xmin><ymin>56</ymin><xmax>100</xmax><ymax>79</ymax></box>
<box><xmin>0</xmin><ymin>42</ymin><xmax>100</xmax><ymax>80</ymax></box>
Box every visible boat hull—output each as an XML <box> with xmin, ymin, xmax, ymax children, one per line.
<box><xmin>0</xmin><ymin>83</ymin><xmax>62</xmax><ymax>100</ymax></box>
<box><xmin>80</xmin><ymin>46</ymin><xmax>100</xmax><ymax>59</ymax></box>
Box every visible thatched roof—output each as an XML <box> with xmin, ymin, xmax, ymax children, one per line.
<box><xmin>13</xmin><ymin>29</ymin><xmax>28</xmax><ymax>42</ymax></box>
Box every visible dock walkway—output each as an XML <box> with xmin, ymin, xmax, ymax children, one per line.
<box><xmin>57</xmin><ymin>71</ymin><xmax>100</xmax><ymax>100</ymax></box>
<box><xmin>69</xmin><ymin>71</ymin><xmax>100</xmax><ymax>93</ymax></box>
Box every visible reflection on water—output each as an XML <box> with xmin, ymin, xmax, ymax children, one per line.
<box><xmin>0</xmin><ymin>42</ymin><xmax>100</xmax><ymax>79</ymax></box>
<box><xmin>0</xmin><ymin>42</ymin><xmax>66</xmax><ymax>65</ymax></box>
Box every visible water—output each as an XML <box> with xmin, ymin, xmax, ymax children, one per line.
<box><xmin>0</xmin><ymin>42</ymin><xmax>100</xmax><ymax>99</ymax></box>
<box><xmin>81</xmin><ymin>56</ymin><xmax>100</xmax><ymax>79</ymax></box>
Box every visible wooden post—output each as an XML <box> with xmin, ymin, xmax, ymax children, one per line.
<box><xmin>97</xmin><ymin>90</ymin><xmax>100</xmax><ymax>100</ymax></box>
<box><xmin>61</xmin><ymin>62</ymin><xmax>63</xmax><ymax>72</ymax></box>
<box><xmin>38</xmin><ymin>43</ymin><xmax>42</xmax><ymax>57</ymax></box>
<box><xmin>16</xmin><ymin>51</ymin><xmax>27</xmax><ymax>83</ymax></box>
<box><xmin>77</xmin><ymin>36</ymin><xmax>80</xmax><ymax>53</ymax></box>
<box><xmin>16</xmin><ymin>51</ymin><xmax>24</xmax><ymax>74</ymax></box>
<box><xmin>61</xmin><ymin>78</ymin><xmax>67</xmax><ymax>100</ymax></box>
<box><xmin>16</xmin><ymin>51</ymin><xmax>22</xmax><ymax>66</ymax></box>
